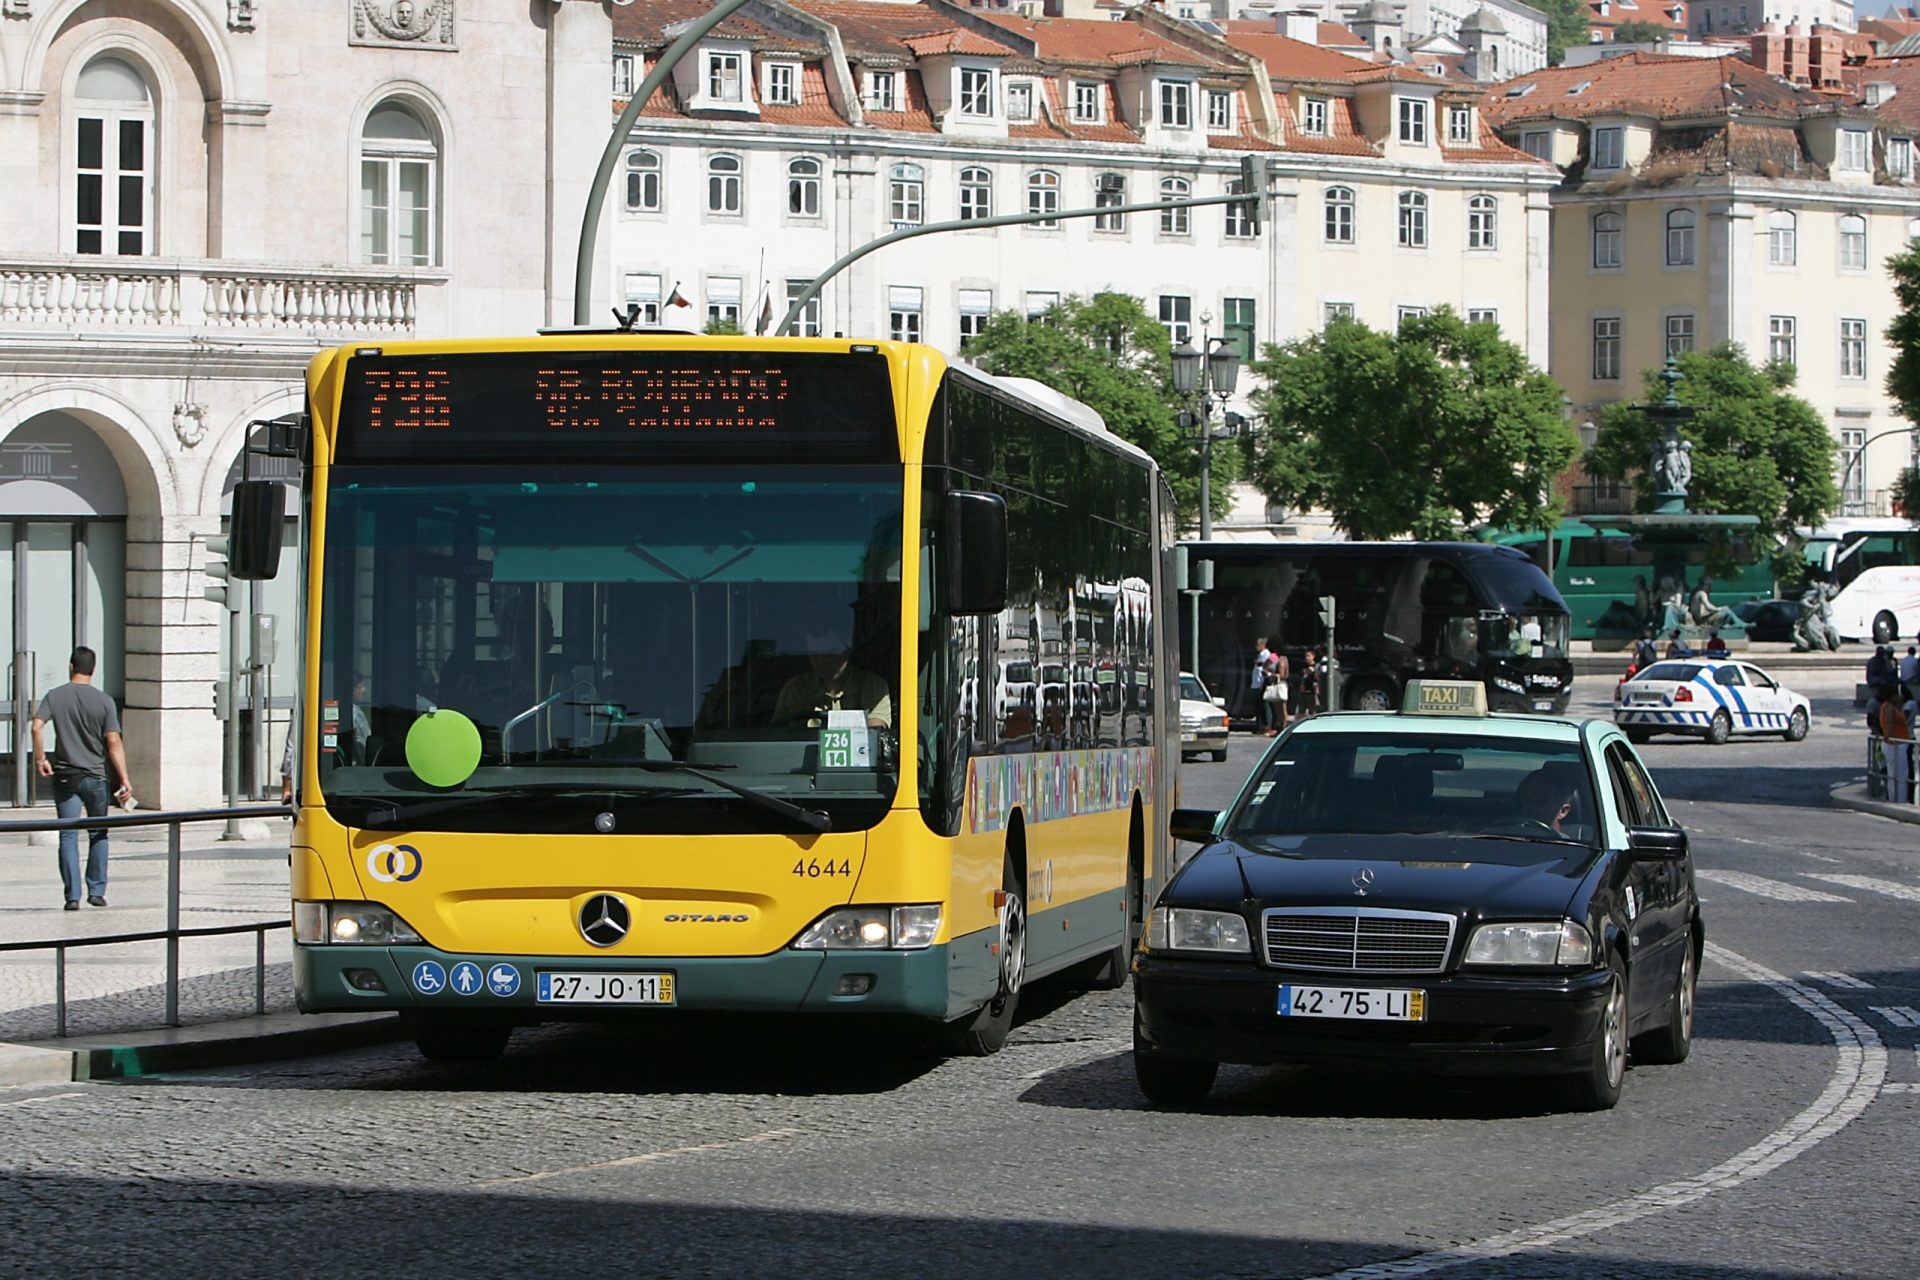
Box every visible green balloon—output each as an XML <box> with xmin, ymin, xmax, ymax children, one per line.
<box><xmin>405</xmin><ymin>709</ymin><xmax>482</xmax><ymax>788</ymax></box>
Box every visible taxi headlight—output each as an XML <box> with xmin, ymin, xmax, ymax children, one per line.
<box><xmin>294</xmin><ymin>902</ymin><xmax>423</xmax><ymax>946</ymax></box>
<box><xmin>1148</xmin><ymin>906</ymin><xmax>1252</xmax><ymax>954</ymax></box>
<box><xmin>1492</xmin><ymin>677</ymin><xmax>1526</xmax><ymax>695</ymax></box>
<box><xmin>792</xmin><ymin>905</ymin><xmax>942</xmax><ymax>951</ymax></box>
<box><xmin>1464</xmin><ymin>919</ymin><xmax>1592</xmax><ymax>967</ymax></box>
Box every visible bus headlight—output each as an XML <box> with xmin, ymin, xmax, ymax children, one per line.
<box><xmin>1148</xmin><ymin>907</ymin><xmax>1252</xmax><ymax>954</ymax></box>
<box><xmin>792</xmin><ymin>905</ymin><xmax>942</xmax><ymax>951</ymax></box>
<box><xmin>293</xmin><ymin>901</ymin><xmax>424</xmax><ymax>946</ymax></box>
<box><xmin>1464</xmin><ymin>920</ymin><xmax>1592</xmax><ymax>967</ymax></box>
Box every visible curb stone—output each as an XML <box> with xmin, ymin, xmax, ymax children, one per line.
<box><xmin>0</xmin><ymin>1010</ymin><xmax>407</xmax><ymax>1085</ymax></box>
<box><xmin>1829</xmin><ymin>781</ymin><xmax>1920</xmax><ymax>826</ymax></box>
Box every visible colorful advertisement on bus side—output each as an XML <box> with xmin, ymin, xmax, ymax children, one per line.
<box><xmin>965</xmin><ymin>747</ymin><xmax>1156</xmax><ymax>836</ymax></box>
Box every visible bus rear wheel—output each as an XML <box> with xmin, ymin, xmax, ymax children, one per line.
<box><xmin>1874</xmin><ymin>611</ymin><xmax>1899</xmax><ymax>644</ymax></box>
<box><xmin>945</xmin><ymin>857</ymin><xmax>1025</xmax><ymax>1056</ymax></box>
<box><xmin>1346</xmin><ymin>679</ymin><xmax>1396</xmax><ymax>713</ymax></box>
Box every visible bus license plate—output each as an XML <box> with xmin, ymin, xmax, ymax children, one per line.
<box><xmin>1278</xmin><ymin>984</ymin><xmax>1424</xmax><ymax>1021</ymax></box>
<box><xmin>537</xmin><ymin>972</ymin><xmax>675</xmax><ymax>1005</ymax></box>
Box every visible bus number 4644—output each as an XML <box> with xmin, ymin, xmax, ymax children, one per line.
<box><xmin>793</xmin><ymin>859</ymin><xmax>852</xmax><ymax>878</ymax></box>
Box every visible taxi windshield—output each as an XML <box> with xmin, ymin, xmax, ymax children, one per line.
<box><xmin>1233</xmin><ymin>731</ymin><xmax>1598</xmax><ymax>849</ymax></box>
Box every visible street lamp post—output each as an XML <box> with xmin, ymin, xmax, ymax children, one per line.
<box><xmin>1170</xmin><ymin>319</ymin><xmax>1243</xmax><ymax>541</ymax></box>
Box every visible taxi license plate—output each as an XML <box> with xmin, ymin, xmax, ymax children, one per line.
<box><xmin>1533</xmin><ymin>699</ymin><xmax>1555</xmax><ymax>711</ymax></box>
<box><xmin>1278</xmin><ymin>984</ymin><xmax>1425</xmax><ymax>1021</ymax></box>
<box><xmin>537</xmin><ymin>972</ymin><xmax>675</xmax><ymax>1005</ymax></box>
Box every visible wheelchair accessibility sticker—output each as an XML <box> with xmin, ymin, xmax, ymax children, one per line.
<box><xmin>366</xmin><ymin>843</ymin><xmax>424</xmax><ymax>884</ymax></box>
<box><xmin>411</xmin><ymin>960</ymin><xmax>447</xmax><ymax>995</ymax></box>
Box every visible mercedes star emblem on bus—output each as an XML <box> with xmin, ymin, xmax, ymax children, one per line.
<box><xmin>1351</xmin><ymin>868</ymin><xmax>1375</xmax><ymax>896</ymax></box>
<box><xmin>579</xmin><ymin>893</ymin><xmax>631</xmax><ymax>948</ymax></box>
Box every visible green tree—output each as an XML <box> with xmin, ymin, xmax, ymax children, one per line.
<box><xmin>1886</xmin><ymin>244</ymin><xmax>1920</xmax><ymax>430</ymax></box>
<box><xmin>1585</xmin><ymin>345</ymin><xmax>1837</xmax><ymax>562</ymax></box>
<box><xmin>1610</xmin><ymin>19</ymin><xmax>1670</xmax><ymax>42</ymax></box>
<box><xmin>1244</xmin><ymin>310</ymin><xmax>1577</xmax><ymax>540</ymax></box>
<box><xmin>962</xmin><ymin>292</ymin><xmax>1233</xmax><ymax>527</ymax></box>
<box><xmin>1537</xmin><ymin>0</ymin><xmax>1591</xmax><ymax>63</ymax></box>
<box><xmin>703</xmin><ymin>316</ymin><xmax>744</xmax><ymax>336</ymax></box>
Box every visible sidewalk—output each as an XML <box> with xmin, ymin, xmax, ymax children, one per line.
<box><xmin>0</xmin><ymin>809</ymin><xmax>400</xmax><ymax>1084</ymax></box>
<box><xmin>1830</xmin><ymin>781</ymin><xmax>1920</xmax><ymax>826</ymax></box>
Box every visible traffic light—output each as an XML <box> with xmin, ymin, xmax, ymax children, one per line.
<box><xmin>212</xmin><ymin>681</ymin><xmax>230</xmax><ymax>721</ymax></box>
<box><xmin>1318</xmin><ymin>595</ymin><xmax>1336</xmax><ymax>629</ymax></box>
<box><xmin>1236</xmin><ymin>155</ymin><xmax>1273</xmax><ymax>235</ymax></box>
<box><xmin>204</xmin><ymin>536</ymin><xmax>235</xmax><ymax>609</ymax></box>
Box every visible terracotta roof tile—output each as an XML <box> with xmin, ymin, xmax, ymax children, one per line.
<box><xmin>1443</xmin><ymin>112</ymin><xmax>1550</xmax><ymax>166</ymax></box>
<box><xmin>1271</xmin><ymin>93</ymin><xmax>1376</xmax><ymax>156</ymax></box>
<box><xmin>902</xmin><ymin>28</ymin><xmax>1013</xmax><ymax>58</ymax></box>
<box><xmin>1863</xmin><ymin>61</ymin><xmax>1920</xmax><ymax>131</ymax></box>
<box><xmin>762</xmin><ymin>62</ymin><xmax>850</xmax><ymax>127</ymax></box>
<box><xmin>1482</xmin><ymin>52</ymin><xmax>1820</xmax><ymax>127</ymax></box>
<box><xmin>1220</xmin><ymin>30</ymin><xmax>1376</xmax><ymax>81</ymax></box>
<box><xmin>788</xmin><ymin>0</ymin><xmax>972</xmax><ymax>59</ymax></box>
<box><xmin>614</xmin><ymin>0</ymin><xmax>796</xmax><ymax>49</ymax></box>
<box><xmin>972</xmin><ymin>11</ymin><xmax>1235</xmax><ymax>71</ymax></box>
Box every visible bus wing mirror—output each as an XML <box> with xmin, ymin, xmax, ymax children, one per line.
<box><xmin>229</xmin><ymin>481</ymin><xmax>286</xmax><ymax>581</ymax></box>
<box><xmin>944</xmin><ymin>490</ymin><xmax>1008</xmax><ymax>616</ymax></box>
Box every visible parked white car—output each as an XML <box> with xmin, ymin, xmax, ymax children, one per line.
<box><xmin>1178</xmin><ymin>672</ymin><xmax>1230</xmax><ymax>762</ymax></box>
<box><xmin>1614</xmin><ymin>658</ymin><xmax>1811</xmax><ymax>745</ymax></box>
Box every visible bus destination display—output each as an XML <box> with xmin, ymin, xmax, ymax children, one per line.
<box><xmin>335</xmin><ymin>349</ymin><xmax>895</xmax><ymax>463</ymax></box>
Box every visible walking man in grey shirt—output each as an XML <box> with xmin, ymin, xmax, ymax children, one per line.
<box><xmin>30</xmin><ymin>647</ymin><xmax>132</xmax><ymax>909</ymax></box>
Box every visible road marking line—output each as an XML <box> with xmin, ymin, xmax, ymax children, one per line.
<box><xmin>1869</xmin><ymin>1006</ymin><xmax>1920</xmax><ymax>1028</ymax></box>
<box><xmin>1804</xmin><ymin>873</ymin><xmax>1920</xmax><ymax>903</ymax></box>
<box><xmin>1884</xmin><ymin>1083</ymin><xmax>1920</xmax><ymax>1094</ymax></box>
<box><xmin>1302</xmin><ymin>942</ymin><xmax>1885</xmax><ymax>1280</ymax></box>
<box><xmin>473</xmin><ymin>1127</ymin><xmax>802</xmax><ymax>1187</ymax></box>
<box><xmin>1805</xmin><ymin>971</ymin><xmax>1875</xmax><ymax>990</ymax></box>
<box><xmin>1695</xmin><ymin>870</ymin><xmax>1852</xmax><ymax>903</ymax></box>
<box><xmin>0</xmin><ymin>1091</ymin><xmax>84</xmax><ymax>1109</ymax></box>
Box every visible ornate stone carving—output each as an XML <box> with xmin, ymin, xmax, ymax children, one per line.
<box><xmin>350</xmin><ymin>0</ymin><xmax>456</xmax><ymax>50</ymax></box>
<box><xmin>173</xmin><ymin>402</ymin><xmax>208</xmax><ymax>449</ymax></box>
<box><xmin>227</xmin><ymin>0</ymin><xmax>255</xmax><ymax>32</ymax></box>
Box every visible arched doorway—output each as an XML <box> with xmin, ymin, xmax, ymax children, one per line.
<box><xmin>0</xmin><ymin>414</ymin><xmax>128</xmax><ymax>805</ymax></box>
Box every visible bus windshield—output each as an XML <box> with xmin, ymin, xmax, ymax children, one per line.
<box><xmin>316</xmin><ymin>465</ymin><xmax>905</xmax><ymax>833</ymax></box>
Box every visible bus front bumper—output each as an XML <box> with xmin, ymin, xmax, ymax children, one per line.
<box><xmin>295</xmin><ymin>943</ymin><xmax>956</xmax><ymax>1020</ymax></box>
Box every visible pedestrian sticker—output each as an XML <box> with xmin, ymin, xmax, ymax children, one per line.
<box><xmin>449</xmin><ymin>961</ymin><xmax>483</xmax><ymax>996</ymax></box>
<box><xmin>411</xmin><ymin>960</ymin><xmax>447</xmax><ymax>996</ymax></box>
<box><xmin>487</xmin><ymin>964</ymin><xmax>521</xmax><ymax>997</ymax></box>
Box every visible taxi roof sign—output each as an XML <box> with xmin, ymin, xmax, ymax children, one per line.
<box><xmin>1402</xmin><ymin>680</ymin><xmax>1489</xmax><ymax>716</ymax></box>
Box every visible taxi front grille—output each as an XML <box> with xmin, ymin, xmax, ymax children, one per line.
<box><xmin>1261</xmin><ymin>908</ymin><xmax>1455</xmax><ymax>974</ymax></box>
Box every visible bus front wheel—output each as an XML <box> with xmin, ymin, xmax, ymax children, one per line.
<box><xmin>1874</xmin><ymin>611</ymin><xmax>1900</xmax><ymax>644</ymax></box>
<box><xmin>1345</xmin><ymin>679</ymin><xmax>1397</xmax><ymax>713</ymax></box>
<box><xmin>409</xmin><ymin>1017</ymin><xmax>512</xmax><ymax>1065</ymax></box>
<box><xmin>945</xmin><ymin>857</ymin><xmax>1025</xmax><ymax>1056</ymax></box>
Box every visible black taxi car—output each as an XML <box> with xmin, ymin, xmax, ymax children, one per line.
<box><xmin>1133</xmin><ymin>681</ymin><xmax>1701</xmax><ymax>1111</ymax></box>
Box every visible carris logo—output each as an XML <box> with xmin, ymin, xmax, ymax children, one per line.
<box><xmin>665</xmin><ymin>913</ymin><xmax>749</xmax><ymax>923</ymax></box>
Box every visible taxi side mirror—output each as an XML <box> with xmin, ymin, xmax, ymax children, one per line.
<box><xmin>1626</xmin><ymin>826</ymin><xmax>1688</xmax><ymax>860</ymax></box>
<box><xmin>1170</xmin><ymin>808</ymin><xmax>1220</xmax><ymax>844</ymax></box>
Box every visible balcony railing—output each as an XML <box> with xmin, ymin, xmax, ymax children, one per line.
<box><xmin>1570</xmin><ymin>484</ymin><xmax>1635</xmax><ymax>515</ymax></box>
<box><xmin>1841</xmin><ymin>489</ymin><xmax>1895</xmax><ymax>518</ymax></box>
<box><xmin>0</xmin><ymin>255</ymin><xmax>436</xmax><ymax>336</ymax></box>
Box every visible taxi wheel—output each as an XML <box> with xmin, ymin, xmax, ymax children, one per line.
<box><xmin>1133</xmin><ymin>1036</ymin><xmax>1217</xmax><ymax>1106</ymax></box>
<box><xmin>1561</xmin><ymin>955</ymin><xmax>1628</xmax><ymax>1112</ymax></box>
<box><xmin>1784</xmin><ymin>708</ymin><xmax>1809</xmax><ymax>742</ymax></box>
<box><xmin>1210</xmin><ymin>748</ymin><xmax>1228</xmax><ymax>762</ymax></box>
<box><xmin>945</xmin><ymin>857</ymin><xmax>1025</xmax><ymax>1056</ymax></box>
<box><xmin>1624</xmin><ymin>727</ymin><xmax>1653</xmax><ymax>745</ymax></box>
<box><xmin>1634</xmin><ymin>939</ymin><xmax>1696</xmax><ymax>1066</ymax></box>
<box><xmin>410</xmin><ymin>1019</ymin><xmax>512</xmax><ymax>1065</ymax></box>
<box><xmin>1705</xmin><ymin>710</ymin><xmax>1732</xmax><ymax>746</ymax></box>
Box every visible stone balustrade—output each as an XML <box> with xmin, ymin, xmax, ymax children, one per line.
<box><xmin>0</xmin><ymin>257</ymin><xmax>434</xmax><ymax>335</ymax></box>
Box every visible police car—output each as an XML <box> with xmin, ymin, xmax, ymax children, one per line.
<box><xmin>1613</xmin><ymin>658</ymin><xmax>1811</xmax><ymax>745</ymax></box>
<box><xmin>1133</xmin><ymin>681</ymin><xmax>1700</xmax><ymax>1112</ymax></box>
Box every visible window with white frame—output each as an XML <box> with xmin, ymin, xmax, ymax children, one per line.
<box><xmin>1593</xmin><ymin>317</ymin><xmax>1622</xmax><ymax>380</ymax></box>
<box><xmin>359</xmin><ymin>100</ymin><xmax>437</xmax><ymax>266</ymax></box>
<box><xmin>1303</xmin><ymin>95</ymin><xmax>1330</xmax><ymax>136</ymax></box>
<box><xmin>1160</xmin><ymin>176</ymin><xmax>1190</xmax><ymax>234</ymax></box>
<box><xmin>889</xmin><ymin>162</ymin><xmax>924</xmax><ymax>228</ymax></box>
<box><xmin>1768</xmin><ymin>314</ymin><xmax>1796</xmax><ymax>365</ymax></box>
<box><xmin>1840</xmin><ymin>213</ymin><xmax>1867</xmax><ymax>270</ymax></box>
<box><xmin>959</xmin><ymin>166</ymin><xmax>992</xmax><ymax>221</ymax></box>
<box><xmin>1398</xmin><ymin>306</ymin><xmax>1430</xmax><ymax>330</ymax></box>
<box><xmin>1467</xmin><ymin>194</ymin><xmax>1497</xmax><ymax>250</ymax></box>
<box><xmin>1094</xmin><ymin>173</ymin><xmax>1127</xmax><ymax>232</ymax></box>
<box><xmin>706</xmin><ymin>153</ymin><xmax>742</xmax><ymax>215</ymax></box>
<box><xmin>867</xmin><ymin>70</ymin><xmax>898</xmax><ymax>112</ymax></box>
<box><xmin>1593</xmin><ymin>211</ymin><xmax>1623</xmax><ymax>269</ymax></box>
<box><xmin>1324</xmin><ymin>301</ymin><xmax>1356</xmax><ymax>324</ymax></box>
<box><xmin>1159</xmin><ymin>294</ymin><xmax>1192</xmax><ymax>345</ymax></box>
<box><xmin>1072</xmin><ymin>81</ymin><xmax>1102</xmax><ymax>123</ymax></box>
<box><xmin>623</xmin><ymin>273</ymin><xmax>662</xmax><ymax>326</ymax></box>
<box><xmin>707</xmin><ymin>51</ymin><xmax>745</xmax><ymax>102</ymax></box>
<box><xmin>1843</xmin><ymin>427</ymin><xmax>1866</xmax><ymax>509</ymax></box>
<box><xmin>1448</xmin><ymin>104</ymin><xmax>1473</xmax><ymax>145</ymax></box>
<box><xmin>1467</xmin><ymin>308</ymin><xmax>1498</xmax><ymax>327</ymax></box>
<box><xmin>1591</xmin><ymin>125</ymin><xmax>1624</xmax><ymax>170</ymax></box>
<box><xmin>959</xmin><ymin>67</ymin><xmax>994</xmax><ymax>118</ymax></box>
<box><xmin>1666</xmin><ymin>313</ymin><xmax>1695</xmax><ymax>356</ymax></box>
<box><xmin>1159</xmin><ymin>81</ymin><xmax>1192</xmax><ymax>128</ymax></box>
<box><xmin>1006</xmin><ymin>80</ymin><xmax>1034</xmax><ymax>122</ymax></box>
<box><xmin>788</xmin><ymin>157</ymin><xmax>821</xmax><ymax>217</ymax></box>
<box><xmin>624</xmin><ymin>148</ymin><xmax>661</xmax><ymax>213</ymax></box>
<box><xmin>1522</xmin><ymin>130</ymin><xmax>1552</xmax><ymax>160</ymax></box>
<box><xmin>1027</xmin><ymin>170</ymin><xmax>1060</xmax><ymax>227</ymax></box>
<box><xmin>707</xmin><ymin>276</ymin><xmax>743</xmax><ymax>328</ymax></box>
<box><xmin>1666</xmin><ymin>206</ymin><xmax>1695</xmax><ymax>266</ymax></box>
<box><xmin>1325</xmin><ymin>185</ymin><xmax>1355</xmax><ymax>244</ymax></box>
<box><xmin>1398</xmin><ymin>98</ymin><xmax>1429</xmax><ymax>145</ymax></box>
<box><xmin>784</xmin><ymin>279</ymin><xmax>822</xmax><ymax>337</ymax></box>
<box><xmin>959</xmin><ymin>288</ymin><xmax>993</xmax><ymax>346</ymax></box>
<box><xmin>1839</xmin><ymin>128</ymin><xmax>1871</xmax><ymax>172</ymax></box>
<box><xmin>764</xmin><ymin>61</ymin><xmax>799</xmax><ymax>106</ymax></box>
<box><xmin>888</xmin><ymin>286</ymin><xmax>923</xmax><ymax>343</ymax></box>
<box><xmin>613</xmin><ymin>55</ymin><xmax>635</xmax><ymax>97</ymax></box>
<box><xmin>1891</xmin><ymin>137</ymin><xmax>1914</xmax><ymax>179</ymax></box>
<box><xmin>1398</xmin><ymin>191</ymin><xmax>1428</xmax><ymax>248</ymax></box>
<box><xmin>1025</xmin><ymin>290</ymin><xmax>1059</xmax><ymax>320</ymax></box>
<box><xmin>1207</xmin><ymin>90</ymin><xmax>1234</xmax><ymax>132</ymax></box>
<box><xmin>1225</xmin><ymin>179</ymin><xmax>1254</xmax><ymax>238</ymax></box>
<box><xmin>1841</xmin><ymin>317</ymin><xmax>1867</xmax><ymax>379</ymax></box>
<box><xmin>1767</xmin><ymin>209</ymin><xmax>1797</xmax><ymax>265</ymax></box>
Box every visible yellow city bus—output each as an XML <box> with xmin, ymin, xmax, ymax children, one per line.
<box><xmin>236</xmin><ymin>335</ymin><xmax>1177</xmax><ymax>1062</ymax></box>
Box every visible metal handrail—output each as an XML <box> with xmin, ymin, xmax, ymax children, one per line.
<box><xmin>0</xmin><ymin>804</ymin><xmax>294</xmax><ymax>1036</ymax></box>
<box><xmin>1866</xmin><ymin>733</ymin><xmax>1917</xmax><ymax>803</ymax></box>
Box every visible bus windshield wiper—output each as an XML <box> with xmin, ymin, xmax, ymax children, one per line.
<box><xmin>354</xmin><ymin>763</ymin><xmax>832</xmax><ymax>834</ymax></box>
<box><xmin>622</xmin><ymin>760</ymin><xmax>831</xmax><ymax>833</ymax></box>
